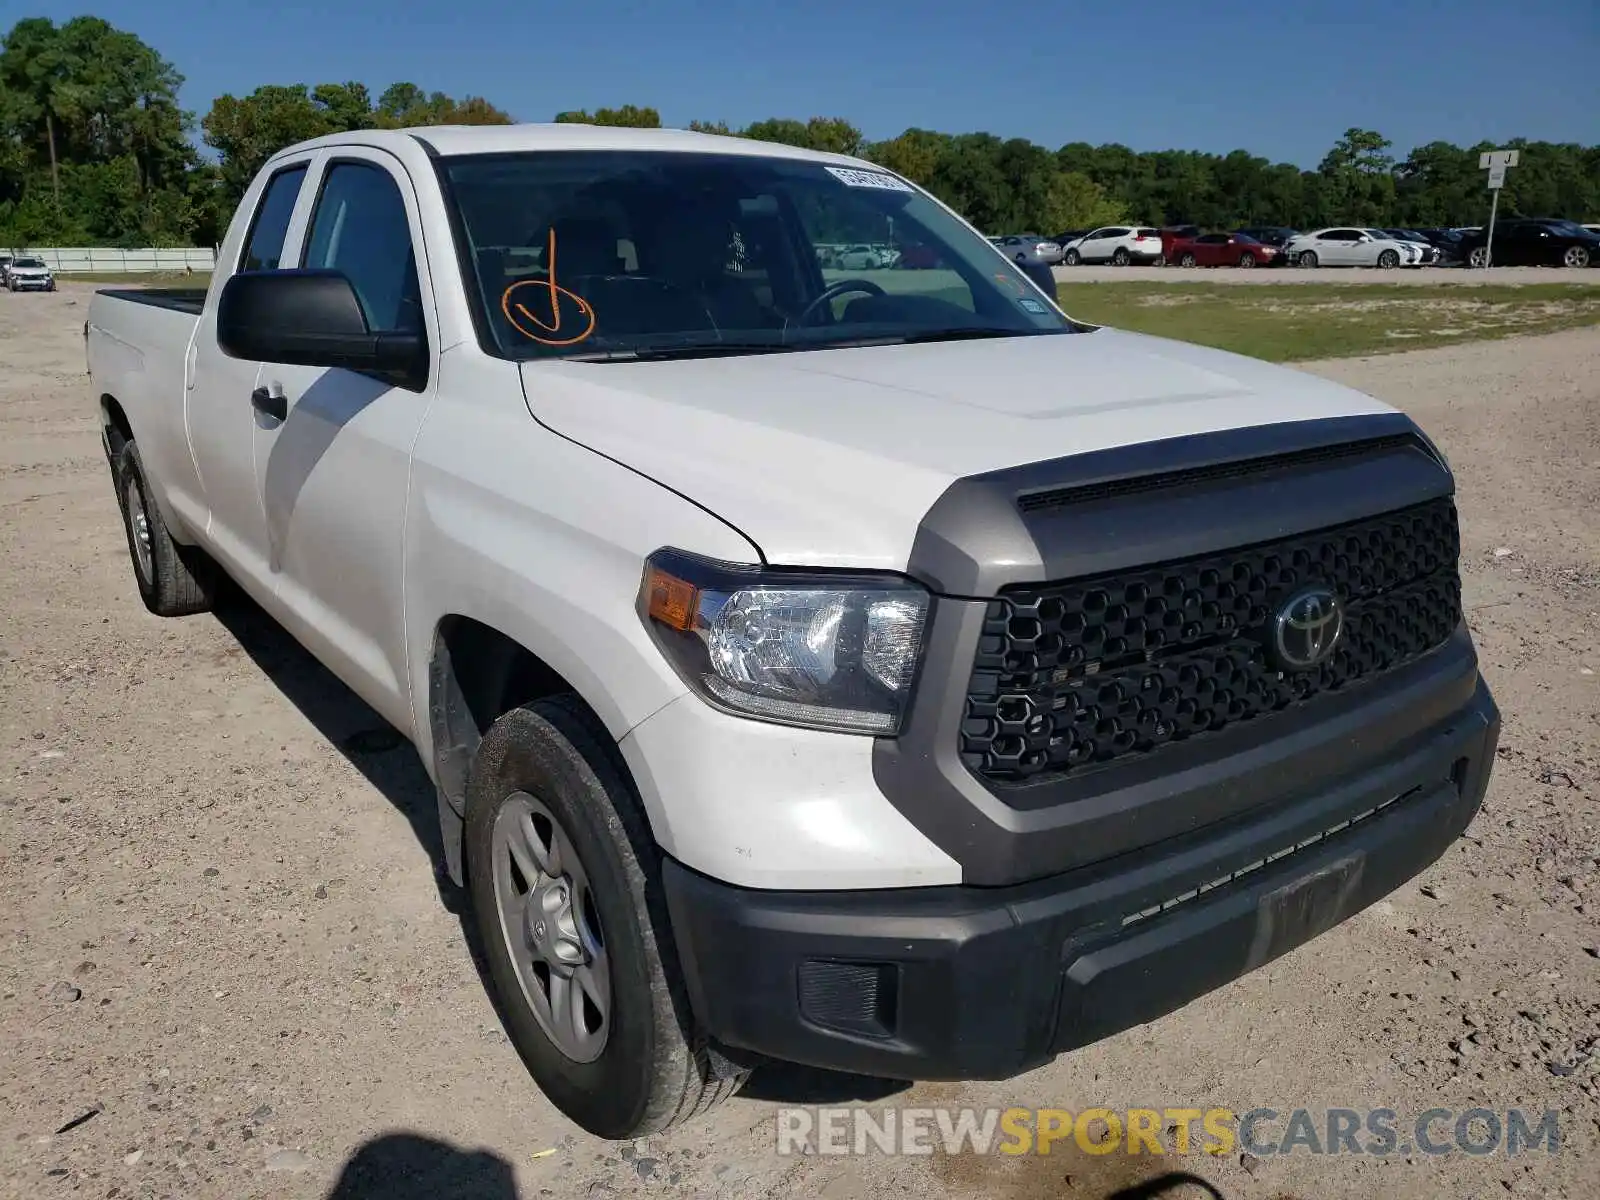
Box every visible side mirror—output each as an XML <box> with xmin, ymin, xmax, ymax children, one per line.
<box><xmin>217</xmin><ymin>270</ymin><xmax>426</xmax><ymax>390</ymax></box>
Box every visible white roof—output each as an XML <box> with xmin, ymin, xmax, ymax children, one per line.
<box><xmin>278</xmin><ymin>122</ymin><xmax>873</xmax><ymax>168</ymax></box>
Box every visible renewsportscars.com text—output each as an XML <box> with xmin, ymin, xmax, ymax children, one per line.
<box><xmin>775</xmin><ymin>1106</ymin><xmax>1563</xmax><ymax>1158</ymax></box>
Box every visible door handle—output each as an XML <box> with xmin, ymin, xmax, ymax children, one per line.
<box><xmin>250</xmin><ymin>386</ymin><xmax>286</xmax><ymax>421</ymax></box>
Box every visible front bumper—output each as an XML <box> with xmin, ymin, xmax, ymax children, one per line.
<box><xmin>9</xmin><ymin>276</ymin><xmax>53</xmax><ymax>290</ymax></box>
<box><xmin>664</xmin><ymin>678</ymin><xmax>1497</xmax><ymax>1080</ymax></box>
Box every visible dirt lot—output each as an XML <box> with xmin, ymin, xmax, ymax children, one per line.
<box><xmin>2</xmin><ymin>284</ymin><xmax>1596</xmax><ymax>1200</ymax></box>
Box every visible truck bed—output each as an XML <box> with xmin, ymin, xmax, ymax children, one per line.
<box><xmin>95</xmin><ymin>287</ymin><xmax>207</xmax><ymax>316</ymax></box>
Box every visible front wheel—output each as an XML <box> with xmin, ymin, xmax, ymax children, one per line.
<box><xmin>1179</xmin><ymin>252</ymin><xmax>1197</xmax><ymax>268</ymax></box>
<box><xmin>1563</xmin><ymin>246</ymin><xmax>1590</xmax><ymax>268</ymax></box>
<box><xmin>1112</xmin><ymin>247</ymin><xmax>1130</xmax><ymax>266</ymax></box>
<box><xmin>465</xmin><ymin>697</ymin><xmax>748</xmax><ymax>1138</ymax></box>
<box><xmin>1377</xmin><ymin>249</ymin><xmax>1400</xmax><ymax>269</ymax></box>
<box><xmin>1064</xmin><ymin>249</ymin><xmax>1080</xmax><ymax>266</ymax></box>
<box><xmin>1298</xmin><ymin>250</ymin><xmax>1318</xmax><ymax>268</ymax></box>
<box><xmin>1237</xmin><ymin>252</ymin><xmax>1256</xmax><ymax>268</ymax></box>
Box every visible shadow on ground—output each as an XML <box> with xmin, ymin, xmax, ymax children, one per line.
<box><xmin>324</xmin><ymin>1132</ymin><xmax>516</xmax><ymax>1199</ymax></box>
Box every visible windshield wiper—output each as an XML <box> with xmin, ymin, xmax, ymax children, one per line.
<box><xmin>562</xmin><ymin>340</ymin><xmax>797</xmax><ymax>363</ymax></box>
<box><xmin>559</xmin><ymin>326</ymin><xmax>1048</xmax><ymax>363</ymax></box>
<box><xmin>819</xmin><ymin>326</ymin><xmax>1044</xmax><ymax>350</ymax></box>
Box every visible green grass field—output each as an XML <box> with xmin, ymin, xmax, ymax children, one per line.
<box><xmin>1053</xmin><ymin>281</ymin><xmax>1600</xmax><ymax>361</ymax></box>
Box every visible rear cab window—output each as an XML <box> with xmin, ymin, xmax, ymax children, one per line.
<box><xmin>239</xmin><ymin>165</ymin><xmax>309</xmax><ymax>272</ymax></box>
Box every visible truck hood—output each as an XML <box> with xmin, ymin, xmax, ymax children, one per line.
<box><xmin>518</xmin><ymin>328</ymin><xmax>1394</xmax><ymax>573</ymax></box>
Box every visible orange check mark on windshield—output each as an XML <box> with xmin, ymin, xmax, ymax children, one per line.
<box><xmin>501</xmin><ymin>227</ymin><xmax>597</xmax><ymax>346</ymax></box>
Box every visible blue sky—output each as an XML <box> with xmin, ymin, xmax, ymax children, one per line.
<box><xmin>24</xmin><ymin>0</ymin><xmax>1600</xmax><ymax>166</ymax></box>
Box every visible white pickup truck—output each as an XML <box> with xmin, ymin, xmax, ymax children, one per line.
<box><xmin>87</xmin><ymin>124</ymin><xmax>1499</xmax><ymax>1138</ymax></box>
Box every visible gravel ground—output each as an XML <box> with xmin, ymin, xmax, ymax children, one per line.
<box><xmin>2</xmin><ymin>284</ymin><xmax>1596</xmax><ymax>1200</ymax></box>
<box><xmin>1053</xmin><ymin>265</ymin><xmax>1599</xmax><ymax>285</ymax></box>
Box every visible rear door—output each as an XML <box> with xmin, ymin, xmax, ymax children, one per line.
<box><xmin>188</xmin><ymin>157</ymin><xmax>316</xmax><ymax>592</ymax></box>
<box><xmin>248</xmin><ymin>149</ymin><xmax>437</xmax><ymax>729</ymax></box>
<box><xmin>1194</xmin><ymin>233</ymin><xmax>1229</xmax><ymax>266</ymax></box>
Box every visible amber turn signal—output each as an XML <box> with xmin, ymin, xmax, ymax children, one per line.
<box><xmin>645</xmin><ymin>566</ymin><xmax>699</xmax><ymax>631</ymax></box>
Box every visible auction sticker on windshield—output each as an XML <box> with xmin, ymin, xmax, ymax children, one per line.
<box><xmin>825</xmin><ymin>166</ymin><xmax>913</xmax><ymax>192</ymax></box>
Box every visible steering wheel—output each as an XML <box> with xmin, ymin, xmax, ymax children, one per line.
<box><xmin>791</xmin><ymin>278</ymin><xmax>887</xmax><ymax>328</ymax></box>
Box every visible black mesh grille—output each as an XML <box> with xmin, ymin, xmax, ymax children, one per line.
<box><xmin>961</xmin><ymin>499</ymin><xmax>1461</xmax><ymax>782</ymax></box>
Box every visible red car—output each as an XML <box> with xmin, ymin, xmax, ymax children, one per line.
<box><xmin>1158</xmin><ymin>224</ymin><xmax>1201</xmax><ymax>264</ymax></box>
<box><xmin>1168</xmin><ymin>231</ymin><xmax>1279</xmax><ymax>268</ymax></box>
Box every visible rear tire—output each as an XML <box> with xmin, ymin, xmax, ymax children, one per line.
<box><xmin>464</xmin><ymin>697</ymin><xmax>748</xmax><ymax>1138</ymax></box>
<box><xmin>1468</xmin><ymin>246</ymin><xmax>1490</xmax><ymax>268</ymax></box>
<box><xmin>114</xmin><ymin>441</ymin><xmax>215</xmax><ymax>616</ymax></box>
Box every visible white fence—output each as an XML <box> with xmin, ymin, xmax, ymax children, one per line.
<box><xmin>8</xmin><ymin>247</ymin><xmax>217</xmax><ymax>273</ymax></box>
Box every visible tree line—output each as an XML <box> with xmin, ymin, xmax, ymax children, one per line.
<box><xmin>3</xmin><ymin>15</ymin><xmax>1596</xmax><ymax>249</ymax></box>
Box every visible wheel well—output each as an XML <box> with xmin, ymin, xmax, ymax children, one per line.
<box><xmin>101</xmin><ymin>395</ymin><xmax>133</xmax><ymax>459</ymax></box>
<box><xmin>428</xmin><ymin>616</ymin><xmax>581</xmax><ymax>813</ymax></box>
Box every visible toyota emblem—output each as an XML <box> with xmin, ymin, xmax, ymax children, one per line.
<box><xmin>1273</xmin><ymin>588</ymin><xmax>1343</xmax><ymax>670</ymax></box>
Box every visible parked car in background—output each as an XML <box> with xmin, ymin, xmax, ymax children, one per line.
<box><xmin>5</xmin><ymin>256</ymin><xmax>56</xmax><ymax>291</ymax></box>
<box><xmin>1236</xmin><ymin>226</ymin><xmax>1298</xmax><ymax>252</ymax></box>
<box><xmin>1157</xmin><ymin>224</ymin><xmax>1201</xmax><ymax>264</ymax></box>
<box><xmin>1052</xmin><ymin>230</ymin><xmax>1088</xmax><ymax>251</ymax></box>
<box><xmin>1379</xmin><ymin>230</ymin><xmax>1439</xmax><ymax>265</ymax></box>
<box><xmin>835</xmin><ymin>244</ymin><xmax>892</xmax><ymax>270</ymax></box>
<box><xmin>992</xmin><ymin>234</ymin><xmax>1063</xmax><ymax>266</ymax></box>
<box><xmin>0</xmin><ymin>254</ymin><xmax>13</xmax><ymax>284</ymax></box>
<box><xmin>1284</xmin><ymin>228</ymin><xmax>1416</xmax><ymax>268</ymax></box>
<box><xmin>1459</xmin><ymin>219</ymin><xmax>1600</xmax><ymax>268</ymax></box>
<box><xmin>1168</xmin><ymin>231</ymin><xmax>1279</xmax><ymax>269</ymax></box>
<box><xmin>1062</xmin><ymin>226</ymin><xmax>1163</xmax><ymax>266</ymax></box>
<box><xmin>1413</xmin><ymin>229</ymin><xmax>1466</xmax><ymax>266</ymax></box>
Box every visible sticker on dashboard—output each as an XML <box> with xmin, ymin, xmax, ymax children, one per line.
<box><xmin>824</xmin><ymin>166</ymin><xmax>913</xmax><ymax>193</ymax></box>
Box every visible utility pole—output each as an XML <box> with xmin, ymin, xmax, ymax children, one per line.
<box><xmin>1477</xmin><ymin>150</ymin><xmax>1519</xmax><ymax>268</ymax></box>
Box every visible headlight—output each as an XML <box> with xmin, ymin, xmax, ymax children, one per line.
<box><xmin>639</xmin><ymin>549</ymin><xmax>930</xmax><ymax>735</ymax></box>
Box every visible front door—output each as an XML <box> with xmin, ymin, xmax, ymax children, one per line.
<box><xmin>249</xmin><ymin>150</ymin><xmax>437</xmax><ymax>730</ymax></box>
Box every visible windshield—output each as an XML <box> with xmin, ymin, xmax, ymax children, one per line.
<box><xmin>14</xmin><ymin>257</ymin><xmax>45</xmax><ymax>268</ymax></box>
<box><xmin>439</xmin><ymin>151</ymin><xmax>1075</xmax><ymax>361</ymax></box>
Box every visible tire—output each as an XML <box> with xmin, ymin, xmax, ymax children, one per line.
<box><xmin>1064</xmin><ymin>249</ymin><xmax>1080</xmax><ymax>266</ymax></box>
<box><xmin>1112</xmin><ymin>247</ymin><xmax>1131</xmax><ymax>266</ymax></box>
<box><xmin>1563</xmin><ymin>246</ymin><xmax>1590</xmax><ymax>268</ymax></box>
<box><xmin>1377</xmin><ymin>249</ymin><xmax>1400</xmax><ymax>269</ymax></box>
<box><xmin>1468</xmin><ymin>246</ymin><xmax>1490</xmax><ymax>269</ymax></box>
<box><xmin>1298</xmin><ymin>250</ymin><xmax>1318</xmax><ymax>268</ymax></box>
<box><xmin>1237</xmin><ymin>252</ymin><xmax>1256</xmax><ymax>268</ymax></box>
<box><xmin>465</xmin><ymin>697</ymin><xmax>747</xmax><ymax>1138</ymax></box>
<box><xmin>114</xmin><ymin>441</ymin><xmax>215</xmax><ymax>616</ymax></box>
<box><xmin>1179</xmin><ymin>252</ymin><xmax>1197</xmax><ymax>268</ymax></box>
